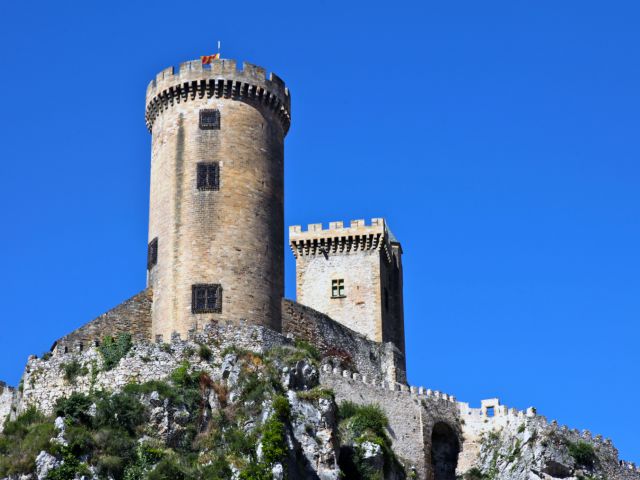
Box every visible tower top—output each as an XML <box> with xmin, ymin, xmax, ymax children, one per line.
<box><xmin>289</xmin><ymin>218</ymin><xmax>401</xmax><ymax>262</ymax></box>
<box><xmin>145</xmin><ymin>58</ymin><xmax>291</xmax><ymax>133</ymax></box>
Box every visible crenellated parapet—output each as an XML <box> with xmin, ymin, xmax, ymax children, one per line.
<box><xmin>145</xmin><ymin>59</ymin><xmax>291</xmax><ymax>133</ymax></box>
<box><xmin>289</xmin><ymin>218</ymin><xmax>397</xmax><ymax>263</ymax></box>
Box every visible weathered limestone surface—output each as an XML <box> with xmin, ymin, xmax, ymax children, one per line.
<box><xmin>0</xmin><ymin>382</ymin><xmax>15</xmax><ymax>433</ymax></box>
<box><xmin>15</xmin><ymin>323</ymin><xmax>285</xmax><ymax>417</ymax></box>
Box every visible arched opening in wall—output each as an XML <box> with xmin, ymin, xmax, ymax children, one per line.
<box><xmin>431</xmin><ymin>422</ymin><xmax>459</xmax><ymax>480</ymax></box>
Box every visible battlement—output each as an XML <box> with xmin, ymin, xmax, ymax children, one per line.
<box><xmin>289</xmin><ymin>218</ymin><xmax>398</xmax><ymax>262</ymax></box>
<box><xmin>145</xmin><ymin>58</ymin><xmax>291</xmax><ymax>133</ymax></box>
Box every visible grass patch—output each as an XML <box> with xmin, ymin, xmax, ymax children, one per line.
<box><xmin>296</xmin><ymin>387</ymin><xmax>334</xmax><ymax>402</ymax></box>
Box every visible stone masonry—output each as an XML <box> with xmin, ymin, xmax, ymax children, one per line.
<box><xmin>289</xmin><ymin>218</ymin><xmax>405</xmax><ymax>357</ymax></box>
<box><xmin>146</xmin><ymin>59</ymin><xmax>290</xmax><ymax>340</ymax></box>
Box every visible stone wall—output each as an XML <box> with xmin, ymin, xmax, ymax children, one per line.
<box><xmin>289</xmin><ymin>218</ymin><xmax>405</xmax><ymax>360</ymax></box>
<box><xmin>146</xmin><ymin>59</ymin><xmax>289</xmax><ymax>340</ymax></box>
<box><xmin>319</xmin><ymin>365</ymin><xmax>461</xmax><ymax>480</ymax></box>
<box><xmin>15</xmin><ymin>322</ymin><xmax>286</xmax><ymax>418</ymax></box>
<box><xmin>282</xmin><ymin>298</ymin><xmax>406</xmax><ymax>383</ymax></box>
<box><xmin>53</xmin><ymin>289</ymin><xmax>153</xmax><ymax>353</ymax></box>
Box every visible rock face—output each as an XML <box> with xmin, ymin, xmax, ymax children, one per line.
<box><xmin>1</xmin><ymin>335</ymin><xmax>638</xmax><ymax>480</ymax></box>
<box><xmin>468</xmin><ymin>418</ymin><xmax>639</xmax><ymax>480</ymax></box>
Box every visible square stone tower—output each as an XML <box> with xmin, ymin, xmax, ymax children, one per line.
<box><xmin>289</xmin><ymin>218</ymin><xmax>405</xmax><ymax>356</ymax></box>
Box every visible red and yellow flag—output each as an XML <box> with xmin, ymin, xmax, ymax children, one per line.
<box><xmin>201</xmin><ymin>53</ymin><xmax>220</xmax><ymax>64</ymax></box>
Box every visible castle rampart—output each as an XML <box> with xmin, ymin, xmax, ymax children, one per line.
<box><xmin>52</xmin><ymin>289</ymin><xmax>152</xmax><ymax>354</ymax></box>
<box><xmin>282</xmin><ymin>298</ymin><xmax>406</xmax><ymax>383</ymax></box>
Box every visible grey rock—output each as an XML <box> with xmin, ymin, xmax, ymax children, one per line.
<box><xmin>35</xmin><ymin>451</ymin><xmax>60</xmax><ymax>480</ymax></box>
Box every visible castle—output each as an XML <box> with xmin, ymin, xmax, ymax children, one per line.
<box><xmin>1</xmin><ymin>58</ymin><xmax>638</xmax><ymax>480</ymax></box>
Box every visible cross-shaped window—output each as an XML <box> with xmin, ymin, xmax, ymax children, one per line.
<box><xmin>331</xmin><ymin>279</ymin><xmax>345</xmax><ymax>298</ymax></box>
<box><xmin>197</xmin><ymin>162</ymin><xmax>220</xmax><ymax>191</ymax></box>
<box><xmin>192</xmin><ymin>284</ymin><xmax>222</xmax><ymax>313</ymax></box>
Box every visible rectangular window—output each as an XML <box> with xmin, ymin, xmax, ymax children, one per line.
<box><xmin>331</xmin><ymin>279</ymin><xmax>345</xmax><ymax>298</ymax></box>
<box><xmin>199</xmin><ymin>109</ymin><xmax>220</xmax><ymax>130</ymax></box>
<box><xmin>197</xmin><ymin>162</ymin><xmax>220</xmax><ymax>191</ymax></box>
<box><xmin>147</xmin><ymin>237</ymin><xmax>158</xmax><ymax>270</ymax></box>
<box><xmin>192</xmin><ymin>284</ymin><xmax>222</xmax><ymax>313</ymax></box>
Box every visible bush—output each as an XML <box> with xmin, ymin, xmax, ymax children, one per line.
<box><xmin>568</xmin><ymin>440</ymin><xmax>596</xmax><ymax>468</ymax></box>
<box><xmin>201</xmin><ymin>456</ymin><xmax>233</xmax><ymax>479</ymax></box>
<box><xmin>147</xmin><ymin>458</ymin><xmax>194</xmax><ymax>480</ymax></box>
<box><xmin>94</xmin><ymin>392</ymin><xmax>146</xmax><ymax>434</ymax></box>
<box><xmin>198</xmin><ymin>343</ymin><xmax>212</xmax><ymax>361</ymax></box>
<box><xmin>61</xmin><ymin>360</ymin><xmax>88</xmax><ymax>384</ymax></box>
<box><xmin>55</xmin><ymin>392</ymin><xmax>93</xmax><ymax>425</ymax></box>
<box><xmin>0</xmin><ymin>407</ymin><xmax>54</xmax><ymax>476</ymax></box>
<box><xmin>272</xmin><ymin>395</ymin><xmax>290</xmax><ymax>421</ymax></box>
<box><xmin>99</xmin><ymin>333</ymin><xmax>133</xmax><ymax>370</ymax></box>
<box><xmin>342</xmin><ymin>403</ymin><xmax>388</xmax><ymax>439</ymax></box>
<box><xmin>46</xmin><ymin>444</ymin><xmax>90</xmax><ymax>480</ymax></box>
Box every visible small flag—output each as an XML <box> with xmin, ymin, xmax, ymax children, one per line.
<box><xmin>201</xmin><ymin>53</ymin><xmax>220</xmax><ymax>64</ymax></box>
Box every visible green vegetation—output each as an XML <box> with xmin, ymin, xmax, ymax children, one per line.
<box><xmin>99</xmin><ymin>333</ymin><xmax>133</xmax><ymax>370</ymax></box>
<box><xmin>0</xmin><ymin>342</ymin><xmax>335</xmax><ymax>479</ymax></box>
<box><xmin>0</xmin><ymin>407</ymin><xmax>56</xmax><ymax>476</ymax></box>
<box><xmin>61</xmin><ymin>360</ymin><xmax>89</xmax><ymax>384</ymax></box>
<box><xmin>337</xmin><ymin>401</ymin><xmax>403</xmax><ymax>479</ymax></box>
<box><xmin>198</xmin><ymin>343</ymin><xmax>212</xmax><ymax>361</ymax></box>
<box><xmin>296</xmin><ymin>387</ymin><xmax>334</xmax><ymax>402</ymax></box>
<box><xmin>517</xmin><ymin>423</ymin><xmax>526</xmax><ymax>434</ymax></box>
<box><xmin>568</xmin><ymin>440</ymin><xmax>596</xmax><ymax>469</ymax></box>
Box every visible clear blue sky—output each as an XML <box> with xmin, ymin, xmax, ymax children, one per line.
<box><xmin>1</xmin><ymin>0</ymin><xmax>638</xmax><ymax>462</ymax></box>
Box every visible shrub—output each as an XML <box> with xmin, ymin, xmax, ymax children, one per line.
<box><xmin>0</xmin><ymin>407</ymin><xmax>54</xmax><ymax>476</ymax></box>
<box><xmin>272</xmin><ymin>395</ymin><xmax>290</xmax><ymax>421</ymax></box>
<box><xmin>294</xmin><ymin>339</ymin><xmax>321</xmax><ymax>361</ymax></box>
<box><xmin>46</xmin><ymin>444</ymin><xmax>90</xmax><ymax>480</ymax></box>
<box><xmin>99</xmin><ymin>333</ymin><xmax>133</xmax><ymax>370</ymax></box>
<box><xmin>94</xmin><ymin>392</ymin><xmax>146</xmax><ymax>434</ymax></box>
<box><xmin>337</xmin><ymin>400</ymin><xmax>359</xmax><ymax>421</ymax></box>
<box><xmin>345</xmin><ymin>404</ymin><xmax>388</xmax><ymax>439</ymax></box>
<box><xmin>61</xmin><ymin>360</ymin><xmax>88</xmax><ymax>384</ymax></box>
<box><xmin>201</xmin><ymin>456</ymin><xmax>233</xmax><ymax>479</ymax></box>
<box><xmin>55</xmin><ymin>392</ymin><xmax>93</xmax><ymax>425</ymax></box>
<box><xmin>198</xmin><ymin>343</ymin><xmax>212</xmax><ymax>361</ymax></box>
<box><xmin>147</xmin><ymin>457</ymin><xmax>194</xmax><ymax>480</ymax></box>
<box><xmin>568</xmin><ymin>440</ymin><xmax>596</xmax><ymax>468</ymax></box>
<box><xmin>464</xmin><ymin>467</ymin><xmax>486</xmax><ymax>480</ymax></box>
<box><xmin>41</xmin><ymin>351</ymin><xmax>53</xmax><ymax>361</ymax></box>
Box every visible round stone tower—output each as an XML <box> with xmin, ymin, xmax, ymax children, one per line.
<box><xmin>144</xmin><ymin>58</ymin><xmax>291</xmax><ymax>341</ymax></box>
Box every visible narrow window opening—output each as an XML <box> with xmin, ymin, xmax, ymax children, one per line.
<box><xmin>199</xmin><ymin>109</ymin><xmax>220</xmax><ymax>130</ymax></box>
<box><xmin>331</xmin><ymin>279</ymin><xmax>345</xmax><ymax>298</ymax></box>
<box><xmin>192</xmin><ymin>284</ymin><xmax>223</xmax><ymax>313</ymax></box>
<box><xmin>384</xmin><ymin>287</ymin><xmax>389</xmax><ymax>312</ymax></box>
<box><xmin>197</xmin><ymin>162</ymin><xmax>220</xmax><ymax>191</ymax></box>
<box><xmin>147</xmin><ymin>237</ymin><xmax>158</xmax><ymax>270</ymax></box>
